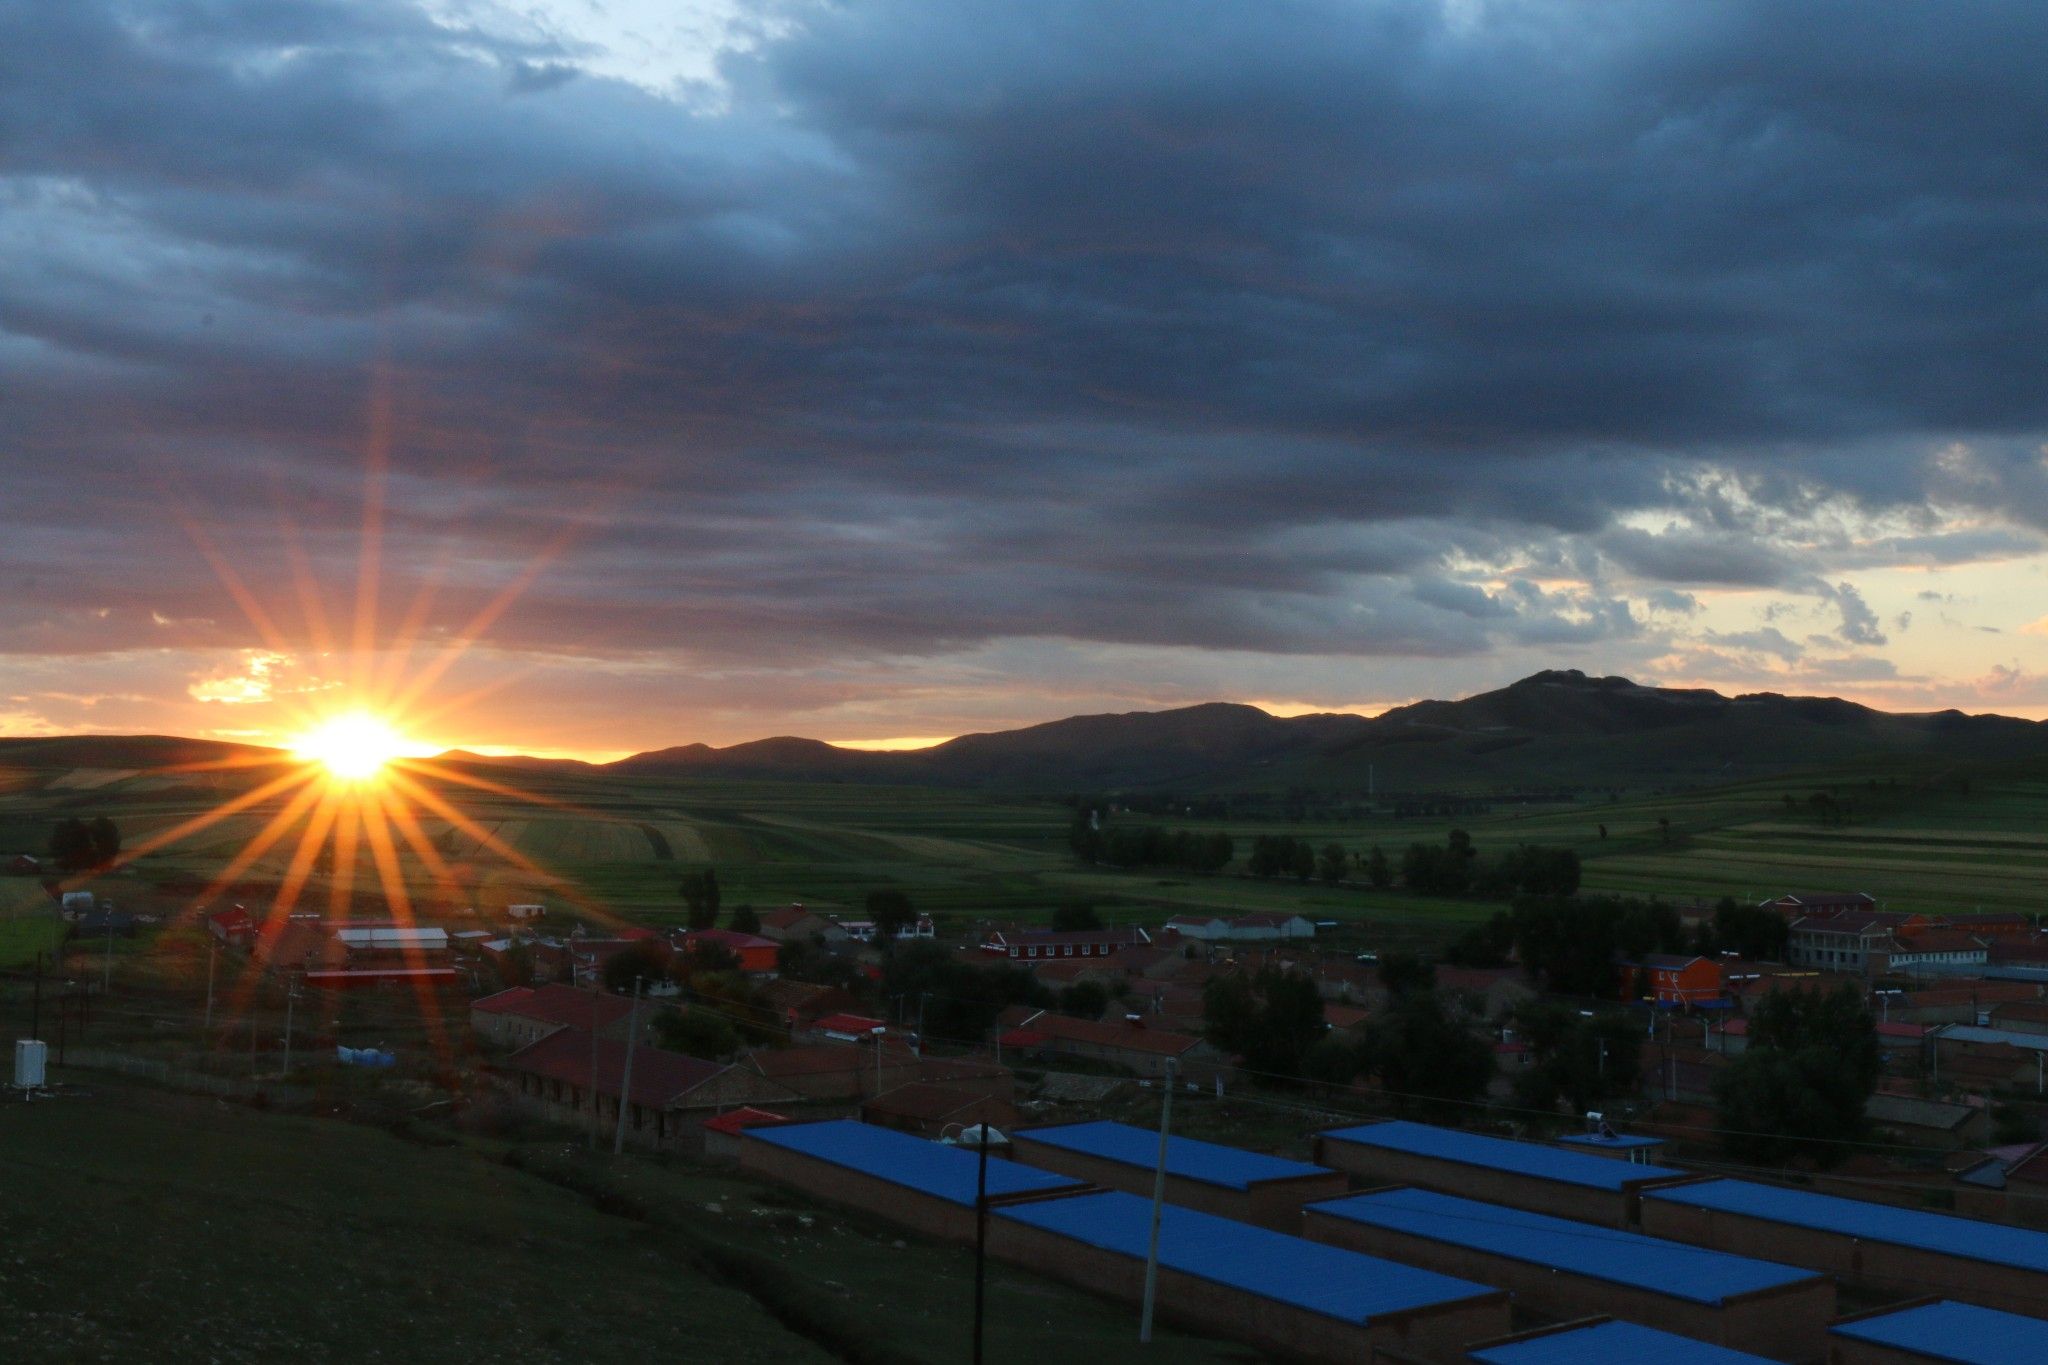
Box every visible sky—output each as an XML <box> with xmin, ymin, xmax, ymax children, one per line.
<box><xmin>4</xmin><ymin>0</ymin><xmax>2048</xmax><ymax>760</ymax></box>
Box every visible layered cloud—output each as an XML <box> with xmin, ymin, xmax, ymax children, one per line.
<box><xmin>3</xmin><ymin>0</ymin><xmax>2047</xmax><ymax>749</ymax></box>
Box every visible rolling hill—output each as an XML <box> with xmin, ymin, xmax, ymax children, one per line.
<box><xmin>9</xmin><ymin>671</ymin><xmax>2048</xmax><ymax>795</ymax></box>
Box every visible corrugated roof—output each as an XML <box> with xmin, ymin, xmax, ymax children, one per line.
<box><xmin>505</xmin><ymin>1028</ymin><xmax>726</xmax><ymax>1109</ymax></box>
<box><xmin>742</xmin><ymin>1118</ymin><xmax>1080</xmax><ymax>1206</ymax></box>
<box><xmin>994</xmin><ymin>1189</ymin><xmax>1494</xmax><ymax>1325</ymax></box>
<box><xmin>1308</xmin><ymin>1188</ymin><xmax>1815</xmax><ymax>1306</ymax></box>
<box><xmin>1016</xmin><ymin>1119</ymin><xmax>1332</xmax><ymax>1191</ymax></box>
<box><xmin>1320</xmin><ymin>1120</ymin><xmax>1688</xmax><ymax>1190</ymax></box>
<box><xmin>1555</xmin><ymin>1132</ymin><xmax>1666</xmax><ymax>1151</ymax></box>
<box><xmin>472</xmin><ymin>984</ymin><xmax>634</xmax><ymax>1029</ymax></box>
<box><xmin>1831</xmin><ymin>1300</ymin><xmax>2048</xmax><ymax>1365</ymax></box>
<box><xmin>1646</xmin><ymin>1178</ymin><xmax>2048</xmax><ymax>1274</ymax></box>
<box><xmin>1469</xmin><ymin>1319</ymin><xmax>1777</xmax><ymax>1364</ymax></box>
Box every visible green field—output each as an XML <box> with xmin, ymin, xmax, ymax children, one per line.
<box><xmin>0</xmin><ymin>1077</ymin><xmax>1249</xmax><ymax>1365</ymax></box>
<box><xmin>3</xmin><ymin>751</ymin><xmax>2045</xmax><ymax>954</ymax></box>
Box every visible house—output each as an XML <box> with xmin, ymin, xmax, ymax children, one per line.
<box><xmin>333</xmin><ymin>923</ymin><xmax>449</xmax><ymax>955</ymax></box>
<box><xmin>757</xmin><ymin>905</ymin><xmax>847</xmax><ymax>944</ymax></box>
<box><xmin>984</xmin><ymin>926</ymin><xmax>1152</xmax><ymax>962</ymax></box>
<box><xmin>1762</xmin><ymin>891</ymin><xmax>1878</xmax><ymax>918</ymax></box>
<box><xmin>1865</xmin><ymin>1093</ymin><xmax>1990</xmax><ymax>1149</ymax></box>
<box><xmin>1617</xmin><ymin>954</ymin><xmax>1724</xmax><ymax>1007</ymax></box>
<box><xmin>7</xmin><ymin>854</ymin><xmax>41</xmax><ymax>874</ymax></box>
<box><xmin>1435</xmin><ymin>966</ymin><xmax>1537</xmax><ymax>1020</ymax></box>
<box><xmin>206</xmin><ymin>905</ymin><xmax>255</xmax><ymax>948</ymax></box>
<box><xmin>860</xmin><ymin>1082</ymin><xmax>1018</xmax><ymax>1138</ymax></box>
<box><xmin>757</xmin><ymin>979</ymin><xmax>864</xmax><ymax>1032</ymax></box>
<box><xmin>70</xmin><ymin>910</ymin><xmax>136</xmax><ymax>939</ymax></box>
<box><xmin>505</xmin><ymin>902</ymin><xmax>547</xmax><ymax>920</ymax></box>
<box><xmin>470</xmin><ymin>983</ymin><xmax>638</xmax><ymax>1049</ymax></box>
<box><xmin>798</xmin><ymin>1012</ymin><xmax>888</xmax><ymax>1044</ymax></box>
<box><xmin>500</xmin><ymin>1029</ymin><xmax>799</xmax><ymax>1147</ymax></box>
<box><xmin>1000</xmin><ymin>1009</ymin><xmax>1226</xmax><ymax>1082</ymax></box>
<box><xmin>1879</xmin><ymin>928</ymin><xmax>1990</xmax><ymax>976</ymax></box>
<box><xmin>1228</xmin><ymin>913</ymin><xmax>1315</xmax><ymax>941</ymax></box>
<box><xmin>674</xmin><ymin>928</ymin><xmax>780</xmax><ymax>974</ymax></box>
<box><xmin>252</xmin><ymin>916</ymin><xmax>349</xmax><ymax>974</ymax></box>
<box><xmin>1788</xmin><ymin>911</ymin><xmax>1928</xmax><ymax>974</ymax></box>
<box><xmin>836</xmin><ymin>915</ymin><xmax>937</xmax><ymax>944</ymax></box>
<box><xmin>745</xmin><ymin>1040</ymin><xmax>925</xmax><ymax>1102</ymax></box>
<box><xmin>1162</xmin><ymin>915</ymin><xmax>1230</xmax><ymax>941</ymax></box>
<box><xmin>701</xmin><ymin>1107</ymin><xmax>789</xmax><ymax>1160</ymax></box>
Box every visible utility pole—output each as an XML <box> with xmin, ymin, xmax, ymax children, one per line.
<box><xmin>972</xmin><ymin>1122</ymin><xmax>990</xmax><ymax>1365</ymax></box>
<box><xmin>588</xmin><ymin>983</ymin><xmax>602</xmax><ymax>1151</ymax></box>
<box><xmin>282</xmin><ymin>981</ymin><xmax>299</xmax><ymax>1078</ymax></box>
<box><xmin>29</xmin><ymin>951</ymin><xmax>42</xmax><ymax>1040</ymax></box>
<box><xmin>613</xmin><ymin>978</ymin><xmax>644</xmax><ymax>1156</ymax></box>
<box><xmin>1139</xmin><ymin>1056</ymin><xmax>1178</xmax><ymax>1344</ymax></box>
<box><xmin>872</xmin><ymin>1026</ymin><xmax>888</xmax><ymax>1097</ymax></box>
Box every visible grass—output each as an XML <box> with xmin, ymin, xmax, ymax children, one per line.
<box><xmin>0</xmin><ymin>1075</ymin><xmax>1252</xmax><ymax>1365</ymax></box>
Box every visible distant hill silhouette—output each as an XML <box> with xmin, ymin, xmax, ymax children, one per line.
<box><xmin>9</xmin><ymin>670</ymin><xmax>2047</xmax><ymax>792</ymax></box>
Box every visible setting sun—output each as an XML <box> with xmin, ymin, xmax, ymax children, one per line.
<box><xmin>292</xmin><ymin>711</ymin><xmax>426</xmax><ymax>782</ymax></box>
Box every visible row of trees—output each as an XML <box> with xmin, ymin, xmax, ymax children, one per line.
<box><xmin>49</xmin><ymin>816</ymin><xmax>121</xmax><ymax>873</ymax></box>
<box><xmin>1400</xmin><ymin>832</ymin><xmax>1580</xmax><ymax>898</ymax></box>
<box><xmin>1071</xmin><ymin>820</ymin><xmax>1234</xmax><ymax>873</ymax></box>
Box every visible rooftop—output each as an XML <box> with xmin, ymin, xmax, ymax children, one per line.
<box><xmin>1319</xmin><ymin>1120</ymin><xmax>1689</xmax><ymax>1190</ymax></box>
<box><xmin>995</xmin><ymin>1189</ymin><xmax>1496</xmax><ymax>1326</ymax></box>
<box><xmin>1307</xmin><ymin>1188</ymin><xmax>1816</xmax><ymax>1306</ymax></box>
<box><xmin>1026</xmin><ymin>1013</ymin><xmax>1205</xmax><ymax>1057</ymax></box>
<box><xmin>1015</xmin><ymin>1120</ymin><xmax>1333</xmax><ymax>1191</ymax></box>
<box><xmin>472</xmin><ymin>984</ymin><xmax>635</xmax><ymax>1029</ymax></box>
<box><xmin>742</xmin><ymin>1118</ymin><xmax>1080</xmax><ymax>1206</ymax></box>
<box><xmin>1831</xmin><ymin>1300</ymin><xmax>2048</xmax><ymax>1365</ymax></box>
<box><xmin>504</xmin><ymin>1029</ymin><xmax>725</xmax><ymax>1109</ymax></box>
<box><xmin>1646</xmin><ymin>1179</ymin><xmax>2048</xmax><ymax>1274</ymax></box>
<box><xmin>1470</xmin><ymin>1319</ymin><xmax>1777</xmax><ymax>1365</ymax></box>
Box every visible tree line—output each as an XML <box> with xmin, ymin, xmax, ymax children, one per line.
<box><xmin>48</xmin><ymin>816</ymin><xmax>121</xmax><ymax>873</ymax></box>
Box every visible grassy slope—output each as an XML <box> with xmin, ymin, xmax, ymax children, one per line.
<box><xmin>0</xmin><ymin>1078</ymin><xmax>1250</xmax><ymax>1365</ymax></box>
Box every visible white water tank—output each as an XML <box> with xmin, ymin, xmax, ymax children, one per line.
<box><xmin>14</xmin><ymin>1039</ymin><xmax>47</xmax><ymax>1089</ymax></box>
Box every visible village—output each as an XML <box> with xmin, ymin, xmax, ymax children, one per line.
<box><xmin>13</xmin><ymin>867</ymin><xmax>2048</xmax><ymax>1364</ymax></box>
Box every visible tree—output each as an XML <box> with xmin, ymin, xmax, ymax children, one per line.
<box><xmin>1317</xmin><ymin>843</ymin><xmax>1348</xmax><ymax>885</ymax></box>
<box><xmin>1051</xmin><ymin>899</ymin><xmax>1103</xmax><ymax>932</ymax></box>
<box><xmin>87</xmin><ymin>816</ymin><xmax>120</xmax><ymax>869</ymax></box>
<box><xmin>866</xmin><ymin>888</ymin><xmax>916</xmax><ymax>940</ymax></box>
<box><xmin>1510</xmin><ymin>1001</ymin><xmax>1641</xmax><ymax>1114</ymax></box>
<box><xmin>1057</xmin><ymin>980</ymin><xmax>1110</xmax><ymax>1020</ymax></box>
<box><xmin>677</xmin><ymin>939</ymin><xmax>741</xmax><ymax>978</ymax></box>
<box><xmin>499</xmin><ymin>943</ymin><xmax>535</xmax><ymax>987</ymax></box>
<box><xmin>1289</xmin><ymin>840</ymin><xmax>1316</xmax><ymax>882</ymax></box>
<box><xmin>1377</xmin><ymin>951</ymin><xmax>1435</xmax><ymax>999</ymax></box>
<box><xmin>654</xmin><ymin>1007</ymin><xmax>742</xmax><ymax>1060</ymax></box>
<box><xmin>49</xmin><ymin>818</ymin><xmax>94</xmax><ymax>874</ymax></box>
<box><xmin>1364</xmin><ymin>846</ymin><xmax>1392</xmax><ymax>890</ymax></box>
<box><xmin>776</xmin><ymin>936</ymin><xmax>865</xmax><ymax>992</ymax></box>
<box><xmin>880</xmin><ymin>942</ymin><xmax>1047</xmax><ymax>1042</ymax></box>
<box><xmin>1363</xmin><ymin>994</ymin><xmax>1493</xmax><ymax>1116</ymax></box>
<box><xmin>1202</xmin><ymin>969</ymin><xmax>1327</xmax><ymax>1079</ymax></box>
<box><xmin>680</xmin><ymin>869</ymin><xmax>721</xmax><ymax>931</ymax></box>
<box><xmin>601</xmin><ymin>940</ymin><xmax>670</xmax><ymax>994</ymax></box>
<box><xmin>598</xmin><ymin>941</ymin><xmax>671</xmax><ymax>994</ymax></box>
<box><xmin>1714</xmin><ymin>982</ymin><xmax>1879</xmax><ymax>1167</ymax></box>
<box><xmin>728</xmin><ymin>903</ymin><xmax>761</xmax><ymax>934</ymax></box>
<box><xmin>1443</xmin><ymin>913</ymin><xmax>1513</xmax><ymax>968</ymax></box>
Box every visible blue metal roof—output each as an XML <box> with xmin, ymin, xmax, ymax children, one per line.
<box><xmin>1016</xmin><ymin>1120</ymin><xmax>1334</xmax><ymax>1191</ymax></box>
<box><xmin>995</xmin><ymin>1189</ymin><xmax>1496</xmax><ymax>1325</ymax></box>
<box><xmin>1309</xmin><ymin>1188</ymin><xmax>1816</xmax><ymax>1305</ymax></box>
<box><xmin>1830</xmin><ymin>1300</ymin><xmax>2048</xmax><ymax>1365</ymax></box>
<box><xmin>1468</xmin><ymin>1320</ymin><xmax>1776</xmax><ymax>1365</ymax></box>
<box><xmin>1320</xmin><ymin>1120</ymin><xmax>1689</xmax><ymax>1190</ymax></box>
<box><xmin>1555</xmin><ymin>1132</ymin><xmax>1666</xmax><ymax>1152</ymax></box>
<box><xmin>746</xmin><ymin>1119</ymin><xmax>1082</xmax><ymax>1207</ymax></box>
<box><xmin>1647</xmin><ymin>1178</ymin><xmax>2048</xmax><ymax>1274</ymax></box>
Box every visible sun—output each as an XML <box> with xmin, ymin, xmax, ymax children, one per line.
<box><xmin>292</xmin><ymin>711</ymin><xmax>425</xmax><ymax>783</ymax></box>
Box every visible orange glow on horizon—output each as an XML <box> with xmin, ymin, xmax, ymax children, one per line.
<box><xmin>291</xmin><ymin>710</ymin><xmax>435</xmax><ymax>783</ymax></box>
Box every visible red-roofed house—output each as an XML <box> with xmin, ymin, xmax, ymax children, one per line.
<box><xmin>471</xmin><ymin>984</ymin><xmax>637</xmax><ymax>1048</ymax></box>
<box><xmin>984</xmin><ymin>926</ymin><xmax>1151</xmax><ymax>961</ymax></box>
<box><xmin>1762</xmin><ymin>891</ymin><xmax>1879</xmax><ymax>918</ymax></box>
<box><xmin>1001</xmin><ymin>1009</ymin><xmax>1226</xmax><ymax>1082</ymax></box>
<box><xmin>501</xmin><ymin>1029</ymin><xmax>799</xmax><ymax>1146</ymax></box>
<box><xmin>702</xmin><ymin>1107</ymin><xmax>789</xmax><ymax>1160</ymax></box>
<box><xmin>675</xmin><ymin>928</ymin><xmax>780</xmax><ymax>974</ymax></box>
<box><xmin>1618</xmin><ymin>954</ymin><xmax>1725</xmax><ymax>1007</ymax></box>
<box><xmin>207</xmin><ymin>905</ymin><xmax>255</xmax><ymax>947</ymax></box>
<box><xmin>861</xmin><ymin>1082</ymin><xmax>1018</xmax><ymax>1138</ymax></box>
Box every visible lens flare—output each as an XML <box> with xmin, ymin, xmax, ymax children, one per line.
<box><xmin>292</xmin><ymin>711</ymin><xmax>423</xmax><ymax>783</ymax></box>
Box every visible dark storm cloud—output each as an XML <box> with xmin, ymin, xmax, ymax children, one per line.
<box><xmin>2</xmin><ymin>0</ymin><xmax>2046</xmax><ymax>677</ymax></box>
